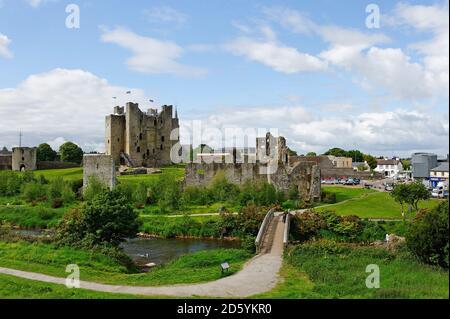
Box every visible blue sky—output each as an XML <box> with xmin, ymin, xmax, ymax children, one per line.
<box><xmin>0</xmin><ymin>0</ymin><xmax>448</xmax><ymax>157</ymax></box>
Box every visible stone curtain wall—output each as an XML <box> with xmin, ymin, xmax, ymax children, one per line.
<box><xmin>0</xmin><ymin>154</ymin><xmax>12</xmax><ymax>170</ymax></box>
<box><xmin>83</xmin><ymin>154</ymin><xmax>116</xmax><ymax>190</ymax></box>
<box><xmin>184</xmin><ymin>160</ymin><xmax>321</xmax><ymax>202</ymax></box>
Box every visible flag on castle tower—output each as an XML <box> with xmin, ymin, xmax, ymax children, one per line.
<box><xmin>126</xmin><ymin>91</ymin><xmax>131</xmax><ymax>94</ymax></box>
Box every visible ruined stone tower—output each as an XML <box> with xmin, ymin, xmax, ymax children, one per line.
<box><xmin>12</xmin><ymin>147</ymin><xmax>37</xmax><ymax>171</ymax></box>
<box><xmin>105</xmin><ymin>102</ymin><xmax>180</xmax><ymax>167</ymax></box>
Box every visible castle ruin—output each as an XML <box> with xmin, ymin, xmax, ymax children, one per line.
<box><xmin>105</xmin><ymin>102</ymin><xmax>179</xmax><ymax>168</ymax></box>
<box><xmin>185</xmin><ymin>133</ymin><xmax>321</xmax><ymax>203</ymax></box>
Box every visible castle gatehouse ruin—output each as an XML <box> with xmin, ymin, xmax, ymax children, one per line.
<box><xmin>184</xmin><ymin>133</ymin><xmax>321</xmax><ymax>203</ymax></box>
<box><xmin>105</xmin><ymin>102</ymin><xmax>179</xmax><ymax>168</ymax></box>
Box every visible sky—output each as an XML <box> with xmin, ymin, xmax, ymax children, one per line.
<box><xmin>0</xmin><ymin>0</ymin><xmax>448</xmax><ymax>158</ymax></box>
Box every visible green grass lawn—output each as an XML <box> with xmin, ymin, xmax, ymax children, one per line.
<box><xmin>0</xmin><ymin>241</ymin><xmax>250</xmax><ymax>287</ymax></box>
<box><xmin>0</xmin><ymin>274</ymin><xmax>152</xmax><ymax>299</ymax></box>
<box><xmin>257</xmin><ymin>242</ymin><xmax>449</xmax><ymax>299</ymax></box>
<box><xmin>35</xmin><ymin>166</ymin><xmax>186</xmax><ymax>185</ymax></box>
<box><xmin>320</xmin><ymin>185</ymin><xmax>376</xmax><ymax>203</ymax></box>
<box><xmin>315</xmin><ymin>191</ymin><xmax>442</xmax><ymax>219</ymax></box>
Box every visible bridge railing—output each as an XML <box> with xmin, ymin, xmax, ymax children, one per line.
<box><xmin>255</xmin><ymin>208</ymin><xmax>276</xmax><ymax>254</ymax></box>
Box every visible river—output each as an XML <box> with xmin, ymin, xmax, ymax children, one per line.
<box><xmin>11</xmin><ymin>229</ymin><xmax>241</xmax><ymax>266</ymax></box>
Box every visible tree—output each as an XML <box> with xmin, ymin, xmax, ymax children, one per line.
<box><xmin>1</xmin><ymin>146</ymin><xmax>8</xmax><ymax>153</ymax></box>
<box><xmin>36</xmin><ymin>143</ymin><xmax>57</xmax><ymax>162</ymax></box>
<box><xmin>401</xmin><ymin>159</ymin><xmax>411</xmax><ymax>170</ymax></box>
<box><xmin>391</xmin><ymin>182</ymin><xmax>430</xmax><ymax>218</ymax></box>
<box><xmin>288</xmin><ymin>148</ymin><xmax>298</xmax><ymax>156</ymax></box>
<box><xmin>324</xmin><ymin>147</ymin><xmax>347</xmax><ymax>157</ymax></box>
<box><xmin>59</xmin><ymin>142</ymin><xmax>83</xmax><ymax>164</ymax></box>
<box><xmin>56</xmin><ymin>189</ymin><xmax>141</xmax><ymax>247</ymax></box>
<box><xmin>306</xmin><ymin>152</ymin><xmax>317</xmax><ymax>157</ymax></box>
<box><xmin>407</xmin><ymin>201</ymin><xmax>449</xmax><ymax>268</ymax></box>
<box><xmin>347</xmin><ymin>150</ymin><xmax>364</xmax><ymax>162</ymax></box>
<box><xmin>363</xmin><ymin>154</ymin><xmax>378</xmax><ymax>170</ymax></box>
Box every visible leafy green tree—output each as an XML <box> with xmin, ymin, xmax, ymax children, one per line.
<box><xmin>407</xmin><ymin>201</ymin><xmax>449</xmax><ymax>268</ymax></box>
<box><xmin>391</xmin><ymin>182</ymin><xmax>430</xmax><ymax>217</ymax></box>
<box><xmin>347</xmin><ymin>150</ymin><xmax>364</xmax><ymax>162</ymax></box>
<box><xmin>59</xmin><ymin>142</ymin><xmax>83</xmax><ymax>164</ymax></box>
<box><xmin>363</xmin><ymin>154</ymin><xmax>378</xmax><ymax>170</ymax></box>
<box><xmin>36</xmin><ymin>143</ymin><xmax>57</xmax><ymax>162</ymax></box>
<box><xmin>288</xmin><ymin>148</ymin><xmax>298</xmax><ymax>156</ymax></box>
<box><xmin>401</xmin><ymin>159</ymin><xmax>411</xmax><ymax>170</ymax></box>
<box><xmin>57</xmin><ymin>189</ymin><xmax>141</xmax><ymax>247</ymax></box>
<box><xmin>324</xmin><ymin>148</ymin><xmax>347</xmax><ymax>157</ymax></box>
<box><xmin>306</xmin><ymin>152</ymin><xmax>317</xmax><ymax>156</ymax></box>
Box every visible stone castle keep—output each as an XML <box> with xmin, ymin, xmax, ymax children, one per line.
<box><xmin>105</xmin><ymin>102</ymin><xmax>179</xmax><ymax>167</ymax></box>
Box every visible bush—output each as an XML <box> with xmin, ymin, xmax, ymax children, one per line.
<box><xmin>22</xmin><ymin>182</ymin><xmax>47</xmax><ymax>203</ymax></box>
<box><xmin>321</xmin><ymin>191</ymin><xmax>337</xmax><ymax>204</ymax></box>
<box><xmin>358</xmin><ymin>221</ymin><xmax>386</xmax><ymax>243</ymax></box>
<box><xmin>70</xmin><ymin>179</ymin><xmax>84</xmax><ymax>194</ymax></box>
<box><xmin>83</xmin><ymin>176</ymin><xmax>108</xmax><ymax>201</ymax></box>
<box><xmin>57</xmin><ymin>190</ymin><xmax>142</xmax><ymax>247</ymax></box>
<box><xmin>242</xmin><ymin>235</ymin><xmax>256</xmax><ymax>253</ymax></box>
<box><xmin>0</xmin><ymin>171</ymin><xmax>22</xmax><ymax>196</ymax></box>
<box><xmin>406</xmin><ymin>201</ymin><xmax>449</xmax><ymax>268</ymax></box>
<box><xmin>133</xmin><ymin>183</ymin><xmax>148</xmax><ymax>209</ymax></box>
<box><xmin>292</xmin><ymin>211</ymin><xmax>326</xmax><ymax>241</ymax></box>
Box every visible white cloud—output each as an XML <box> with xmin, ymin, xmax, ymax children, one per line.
<box><xmin>262</xmin><ymin>5</ymin><xmax>449</xmax><ymax>100</ymax></box>
<box><xmin>26</xmin><ymin>0</ymin><xmax>57</xmax><ymax>8</ymax></box>
<box><xmin>225</xmin><ymin>26</ymin><xmax>327</xmax><ymax>73</ymax></box>
<box><xmin>0</xmin><ymin>68</ymin><xmax>151</xmax><ymax>152</ymax></box>
<box><xmin>100</xmin><ymin>27</ymin><xmax>207</xmax><ymax>77</ymax></box>
<box><xmin>182</xmin><ymin>105</ymin><xmax>449</xmax><ymax>156</ymax></box>
<box><xmin>143</xmin><ymin>6</ymin><xmax>187</xmax><ymax>27</ymax></box>
<box><xmin>0</xmin><ymin>33</ymin><xmax>13</xmax><ymax>58</ymax></box>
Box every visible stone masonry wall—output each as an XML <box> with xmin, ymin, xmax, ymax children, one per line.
<box><xmin>12</xmin><ymin>147</ymin><xmax>37</xmax><ymax>171</ymax></box>
<box><xmin>83</xmin><ymin>154</ymin><xmax>116</xmax><ymax>190</ymax></box>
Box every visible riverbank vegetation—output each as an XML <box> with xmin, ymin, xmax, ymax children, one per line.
<box><xmin>0</xmin><ymin>240</ymin><xmax>251</xmax><ymax>287</ymax></box>
<box><xmin>259</xmin><ymin>201</ymin><xmax>449</xmax><ymax>299</ymax></box>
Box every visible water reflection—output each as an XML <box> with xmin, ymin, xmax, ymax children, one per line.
<box><xmin>120</xmin><ymin>237</ymin><xmax>241</xmax><ymax>266</ymax></box>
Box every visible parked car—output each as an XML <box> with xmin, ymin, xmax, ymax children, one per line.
<box><xmin>431</xmin><ymin>182</ymin><xmax>449</xmax><ymax>198</ymax></box>
<box><xmin>364</xmin><ymin>184</ymin><xmax>373</xmax><ymax>189</ymax></box>
<box><xmin>384</xmin><ymin>184</ymin><xmax>394</xmax><ymax>192</ymax></box>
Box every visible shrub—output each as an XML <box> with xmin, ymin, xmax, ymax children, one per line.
<box><xmin>133</xmin><ymin>183</ymin><xmax>148</xmax><ymax>209</ymax></box>
<box><xmin>288</xmin><ymin>185</ymin><xmax>299</xmax><ymax>200</ymax></box>
<box><xmin>83</xmin><ymin>176</ymin><xmax>108</xmax><ymax>201</ymax></box>
<box><xmin>57</xmin><ymin>190</ymin><xmax>142</xmax><ymax>247</ymax></box>
<box><xmin>61</xmin><ymin>183</ymin><xmax>76</xmax><ymax>204</ymax></box>
<box><xmin>70</xmin><ymin>179</ymin><xmax>83</xmax><ymax>194</ymax></box>
<box><xmin>292</xmin><ymin>211</ymin><xmax>326</xmax><ymax>241</ymax></box>
<box><xmin>358</xmin><ymin>221</ymin><xmax>386</xmax><ymax>243</ymax></box>
<box><xmin>242</xmin><ymin>235</ymin><xmax>256</xmax><ymax>253</ymax></box>
<box><xmin>406</xmin><ymin>201</ymin><xmax>449</xmax><ymax>268</ymax></box>
<box><xmin>22</xmin><ymin>182</ymin><xmax>47</xmax><ymax>203</ymax></box>
<box><xmin>47</xmin><ymin>177</ymin><xmax>64</xmax><ymax>202</ymax></box>
<box><xmin>321</xmin><ymin>191</ymin><xmax>337</xmax><ymax>204</ymax></box>
<box><xmin>0</xmin><ymin>171</ymin><xmax>22</xmax><ymax>196</ymax></box>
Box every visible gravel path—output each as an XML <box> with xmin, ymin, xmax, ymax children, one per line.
<box><xmin>0</xmin><ymin>217</ymin><xmax>285</xmax><ymax>298</ymax></box>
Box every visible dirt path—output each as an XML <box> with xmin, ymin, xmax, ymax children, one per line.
<box><xmin>0</xmin><ymin>217</ymin><xmax>286</xmax><ymax>298</ymax></box>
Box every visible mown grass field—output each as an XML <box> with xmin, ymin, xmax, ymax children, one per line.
<box><xmin>0</xmin><ymin>274</ymin><xmax>152</xmax><ymax>299</ymax></box>
<box><xmin>315</xmin><ymin>190</ymin><xmax>442</xmax><ymax>219</ymax></box>
<box><xmin>0</xmin><ymin>241</ymin><xmax>251</xmax><ymax>287</ymax></box>
<box><xmin>257</xmin><ymin>242</ymin><xmax>449</xmax><ymax>299</ymax></box>
<box><xmin>35</xmin><ymin>166</ymin><xmax>186</xmax><ymax>184</ymax></box>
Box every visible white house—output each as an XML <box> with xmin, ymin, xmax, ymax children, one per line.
<box><xmin>375</xmin><ymin>159</ymin><xmax>404</xmax><ymax>178</ymax></box>
<box><xmin>429</xmin><ymin>162</ymin><xmax>449</xmax><ymax>188</ymax></box>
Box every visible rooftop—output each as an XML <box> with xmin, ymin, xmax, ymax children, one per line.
<box><xmin>430</xmin><ymin>162</ymin><xmax>449</xmax><ymax>172</ymax></box>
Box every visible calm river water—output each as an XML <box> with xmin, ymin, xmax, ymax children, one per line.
<box><xmin>12</xmin><ymin>229</ymin><xmax>241</xmax><ymax>266</ymax></box>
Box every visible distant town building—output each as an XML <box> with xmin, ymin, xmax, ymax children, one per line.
<box><xmin>374</xmin><ymin>159</ymin><xmax>404</xmax><ymax>178</ymax></box>
<box><xmin>411</xmin><ymin>153</ymin><xmax>438</xmax><ymax>179</ymax></box>
<box><xmin>328</xmin><ymin>156</ymin><xmax>352</xmax><ymax>169</ymax></box>
<box><xmin>429</xmin><ymin>162</ymin><xmax>449</xmax><ymax>188</ymax></box>
<box><xmin>352</xmin><ymin>161</ymin><xmax>370</xmax><ymax>172</ymax></box>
